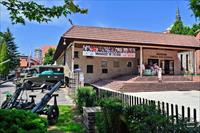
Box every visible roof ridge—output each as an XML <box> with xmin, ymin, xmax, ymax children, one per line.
<box><xmin>71</xmin><ymin>25</ymin><xmax>196</xmax><ymax>38</ymax></box>
<box><xmin>62</xmin><ymin>25</ymin><xmax>77</xmax><ymax>36</ymax></box>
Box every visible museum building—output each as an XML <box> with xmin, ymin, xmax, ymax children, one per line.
<box><xmin>53</xmin><ymin>25</ymin><xmax>200</xmax><ymax>83</ymax></box>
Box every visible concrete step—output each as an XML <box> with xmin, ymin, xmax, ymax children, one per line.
<box><xmin>134</xmin><ymin>76</ymin><xmax>192</xmax><ymax>82</ymax></box>
<box><xmin>121</xmin><ymin>81</ymin><xmax>200</xmax><ymax>92</ymax></box>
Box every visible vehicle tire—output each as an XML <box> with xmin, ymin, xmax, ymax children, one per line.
<box><xmin>1</xmin><ymin>100</ymin><xmax>9</xmax><ymax>109</ymax></box>
<box><xmin>47</xmin><ymin>105</ymin><xmax>59</xmax><ymax>125</ymax></box>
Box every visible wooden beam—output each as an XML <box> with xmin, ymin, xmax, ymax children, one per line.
<box><xmin>73</xmin><ymin>41</ymin><xmax>196</xmax><ymax>51</ymax></box>
<box><xmin>140</xmin><ymin>46</ymin><xmax>143</xmax><ymax>76</ymax></box>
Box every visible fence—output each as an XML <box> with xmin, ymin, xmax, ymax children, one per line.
<box><xmin>92</xmin><ymin>85</ymin><xmax>198</xmax><ymax>124</ymax></box>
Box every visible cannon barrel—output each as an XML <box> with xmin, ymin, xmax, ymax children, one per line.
<box><xmin>31</xmin><ymin>81</ymin><xmax>62</xmax><ymax>113</ymax></box>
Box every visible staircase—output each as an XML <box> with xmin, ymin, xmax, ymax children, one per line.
<box><xmin>121</xmin><ymin>81</ymin><xmax>200</xmax><ymax>92</ymax></box>
<box><xmin>134</xmin><ymin>76</ymin><xmax>192</xmax><ymax>82</ymax></box>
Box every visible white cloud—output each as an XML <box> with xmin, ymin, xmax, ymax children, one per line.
<box><xmin>95</xmin><ymin>22</ymin><xmax>109</xmax><ymax>28</ymax></box>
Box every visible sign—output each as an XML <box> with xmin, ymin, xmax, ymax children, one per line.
<box><xmin>83</xmin><ymin>45</ymin><xmax>135</xmax><ymax>58</ymax></box>
<box><xmin>149</xmin><ymin>53</ymin><xmax>173</xmax><ymax>59</ymax></box>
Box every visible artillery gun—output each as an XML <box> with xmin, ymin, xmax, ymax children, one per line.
<box><xmin>1</xmin><ymin>80</ymin><xmax>62</xmax><ymax>125</ymax></box>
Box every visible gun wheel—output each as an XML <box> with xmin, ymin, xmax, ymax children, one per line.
<box><xmin>47</xmin><ymin>105</ymin><xmax>59</xmax><ymax>125</ymax></box>
<box><xmin>1</xmin><ymin>100</ymin><xmax>9</xmax><ymax>109</ymax></box>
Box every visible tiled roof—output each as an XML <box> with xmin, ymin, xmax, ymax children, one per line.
<box><xmin>63</xmin><ymin>25</ymin><xmax>200</xmax><ymax>47</ymax></box>
<box><xmin>54</xmin><ymin>25</ymin><xmax>200</xmax><ymax>60</ymax></box>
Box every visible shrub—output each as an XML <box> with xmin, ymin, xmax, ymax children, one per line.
<box><xmin>76</xmin><ymin>86</ymin><xmax>96</xmax><ymax>112</ymax></box>
<box><xmin>124</xmin><ymin>104</ymin><xmax>200</xmax><ymax>133</ymax></box>
<box><xmin>0</xmin><ymin>109</ymin><xmax>47</xmax><ymax>133</ymax></box>
<box><xmin>96</xmin><ymin>98</ymin><xmax>128</xmax><ymax>133</ymax></box>
<box><xmin>124</xmin><ymin>104</ymin><xmax>169</xmax><ymax>133</ymax></box>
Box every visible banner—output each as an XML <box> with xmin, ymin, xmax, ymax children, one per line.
<box><xmin>83</xmin><ymin>45</ymin><xmax>135</xmax><ymax>58</ymax></box>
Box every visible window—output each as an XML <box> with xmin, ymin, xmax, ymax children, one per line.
<box><xmin>102</xmin><ymin>68</ymin><xmax>108</xmax><ymax>73</ymax></box>
<box><xmin>127</xmin><ymin>62</ymin><xmax>132</xmax><ymax>67</ymax></box>
<box><xmin>180</xmin><ymin>54</ymin><xmax>183</xmax><ymax>71</ymax></box>
<box><xmin>101</xmin><ymin>61</ymin><xmax>107</xmax><ymax>68</ymax></box>
<box><xmin>186</xmin><ymin>54</ymin><xmax>189</xmax><ymax>71</ymax></box>
<box><xmin>113</xmin><ymin>61</ymin><xmax>120</xmax><ymax>68</ymax></box>
<box><xmin>74</xmin><ymin>64</ymin><xmax>79</xmax><ymax>70</ymax></box>
<box><xmin>87</xmin><ymin>65</ymin><xmax>93</xmax><ymax>73</ymax></box>
<box><xmin>74</xmin><ymin>51</ymin><xmax>79</xmax><ymax>58</ymax></box>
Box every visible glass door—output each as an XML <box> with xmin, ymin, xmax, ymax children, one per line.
<box><xmin>160</xmin><ymin>60</ymin><xmax>174</xmax><ymax>75</ymax></box>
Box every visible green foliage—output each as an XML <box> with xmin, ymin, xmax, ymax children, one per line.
<box><xmin>0</xmin><ymin>41</ymin><xmax>10</xmax><ymax>75</ymax></box>
<box><xmin>96</xmin><ymin>97</ymin><xmax>200</xmax><ymax>133</ymax></box>
<box><xmin>0</xmin><ymin>109</ymin><xmax>47</xmax><ymax>133</ymax></box>
<box><xmin>1</xmin><ymin>28</ymin><xmax>20</xmax><ymax>70</ymax></box>
<box><xmin>170</xmin><ymin>21</ymin><xmax>200</xmax><ymax>36</ymax></box>
<box><xmin>0</xmin><ymin>0</ymin><xmax>88</xmax><ymax>25</ymax></box>
<box><xmin>76</xmin><ymin>86</ymin><xmax>96</xmax><ymax>112</ymax></box>
<box><xmin>96</xmin><ymin>98</ymin><xmax>128</xmax><ymax>133</ymax></box>
<box><xmin>124</xmin><ymin>104</ymin><xmax>169</xmax><ymax>133</ymax></box>
<box><xmin>190</xmin><ymin>0</ymin><xmax>200</xmax><ymax>20</ymax></box>
<box><xmin>44</xmin><ymin>48</ymin><xmax>56</xmax><ymax>65</ymax></box>
<box><xmin>48</xmin><ymin>105</ymin><xmax>85</xmax><ymax>133</ymax></box>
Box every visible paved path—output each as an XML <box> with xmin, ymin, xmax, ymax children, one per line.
<box><xmin>0</xmin><ymin>82</ymin><xmax>74</xmax><ymax>106</ymax></box>
<box><xmin>125</xmin><ymin>91</ymin><xmax>200</xmax><ymax>122</ymax></box>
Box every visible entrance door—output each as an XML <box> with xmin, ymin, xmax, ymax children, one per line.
<box><xmin>160</xmin><ymin>60</ymin><xmax>174</xmax><ymax>75</ymax></box>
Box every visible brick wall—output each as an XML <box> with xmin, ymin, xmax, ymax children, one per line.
<box><xmin>74</xmin><ymin>45</ymin><xmax>138</xmax><ymax>83</ymax></box>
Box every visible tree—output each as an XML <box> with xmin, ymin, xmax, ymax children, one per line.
<box><xmin>2</xmin><ymin>28</ymin><xmax>20</xmax><ymax>70</ymax></box>
<box><xmin>0</xmin><ymin>41</ymin><xmax>10</xmax><ymax>76</ymax></box>
<box><xmin>44</xmin><ymin>48</ymin><xmax>56</xmax><ymax>65</ymax></box>
<box><xmin>0</xmin><ymin>0</ymin><xmax>87</xmax><ymax>25</ymax></box>
<box><xmin>170</xmin><ymin>21</ymin><xmax>200</xmax><ymax>36</ymax></box>
<box><xmin>189</xmin><ymin>0</ymin><xmax>200</xmax><ymax>20</ymax></box>
<box><xmin>170</xmin><ymin>21</ymin><xmax>185</xmax><ymax>34</ymax></box>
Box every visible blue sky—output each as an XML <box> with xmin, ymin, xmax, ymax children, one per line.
<box><xmin>0</xmin><ymin>0</ymin><xmax>198</xmax><ymax>55</ymax></box>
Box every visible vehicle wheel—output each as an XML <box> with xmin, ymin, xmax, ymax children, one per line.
<box><xmin>1</xmin><ymin>100</ymin><xmax>9</xmax><ymax>109</ymax></box>
<box><xmin>47</xmin><ymin>105</ymin><xmax>59</xmax><ymax>125</ymax></box>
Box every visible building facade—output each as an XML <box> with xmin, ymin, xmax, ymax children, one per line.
<box><xmin>41</xmin><ymin>45</ymin><xmax>57</xmax><ymax>63</ymax></box>
<box><xmin>20</xmin><ymin>56</ymin><xmax>40</xmax><ymax>68</ymax></box>
<box><xmin>34</xmin><ymin>48</ymin><xmax>42</xmax><ymax>64</ymax></box>
<box><xmin>53</xmin><ymin>26</ymin><xmax>200</xmax><ymax>83</ymax></box>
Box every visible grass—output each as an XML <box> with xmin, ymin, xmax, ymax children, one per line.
<box><xmin>48</xmin><ymin>105</ymin><xmax>85</xmax><ymax>133</ymax></box>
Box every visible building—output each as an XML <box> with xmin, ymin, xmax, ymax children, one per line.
<box><xmin>41</xmin><ymin>45</ymin><xmax>56</xmax><ymax>62</ymax></box>
<box><xmin>53</xmin><ymin>25</ymin><xmax>200</xmax><ymax>83</ymax></box>
<box><xmin>20</xmin><ymin>56</ymin><xmax>40</xmax><ymax>68</ymax></box>
<box><xmin>34</xmin><ymin>48</ymin><xmax>42</xmax><ymax>64</ymax></box>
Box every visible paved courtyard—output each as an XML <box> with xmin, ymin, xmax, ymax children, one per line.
<box><xmin>126</xmin><ymin>91</ymin><xmax>200</xmax><ymax>122</ymax></box>
<box><xmin>0</xmin><ymin>82</ymin><xmax>74</xmax><ymax>106</ymax></box>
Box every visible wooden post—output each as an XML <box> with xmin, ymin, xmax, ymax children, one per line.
<box><xmin>193</xmin><ymin>109</ymin><xmax>196</xmax><ymax>123</ymax></box>
<box><xmin>71</xmin><ymin>43</ymin><xmax>75</xmax><ymax>78</ymax></box>
<box><xmin>182</xmin><ymin>106</ymin><xmax>185</xmax><ymax>120</ymax></box>
<box><xmin>166</xmin><ymin>103</ymin><xmax>169</xmax><ymax>117</ymax></box>
<box><xmin>175</xmin><ymin>105</ymin><xmax>179</xmax><ymax>123</ymax></box>
<box><xmin>193</xmin><ymin>50</ymin><xmax>197</xmax><ymax>75</ymax></box>
<box><xmin>171</xmin><ymin>104</ymin><xmax>174</xmax><ymax>124</ymax></box>
<box><xmin>140</xmin><ymin>46</ymin><xmax>143</xmax><ymax>76</ymax></box>
<box><xmin>187</xmin><ymin>107</ymin><xmax>190</xmax><ymax>122</ymax></box>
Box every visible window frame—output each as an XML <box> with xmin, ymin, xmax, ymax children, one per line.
<box><xmin>74</xmin><ymin>51</ymin><xmax>79</xmax><ymax>58</ymax></box>
<box><xmin>87</xmin><ymin>65</ymin><xmax>93</xmax><ymax>73</ymax></box>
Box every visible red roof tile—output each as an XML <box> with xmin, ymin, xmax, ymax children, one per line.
<box><xmin>64</xmin><ymin>25</ymin><xmax>200</xmax><ymax>47</ymax></box>
<box><xmin>54</xmin><ymin>25</ymin><xmax>200</xmax><ymax>60</ymax></box>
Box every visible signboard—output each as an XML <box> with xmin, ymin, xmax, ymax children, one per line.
<box><xmin>83</xmin><ymin>45</ymin><xmax>135</xmax><ymax>58</ymax></box>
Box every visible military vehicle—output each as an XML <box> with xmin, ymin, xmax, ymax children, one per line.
<box><xmin>16</xmin><ymin>65</ymin><xmax>66</xmax><ymax>89</ymax></box>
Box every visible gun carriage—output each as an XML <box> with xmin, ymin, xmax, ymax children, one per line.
<box><xmin>1</xmin><ymin>80</ymin><xmax>62</xmax><ymax>125</ymax></box>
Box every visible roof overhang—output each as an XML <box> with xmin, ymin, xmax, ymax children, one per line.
<box><xmin>53</xmin><ymin>36</ymin><xmax>200</xmax><ymax>61</ymax></box>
